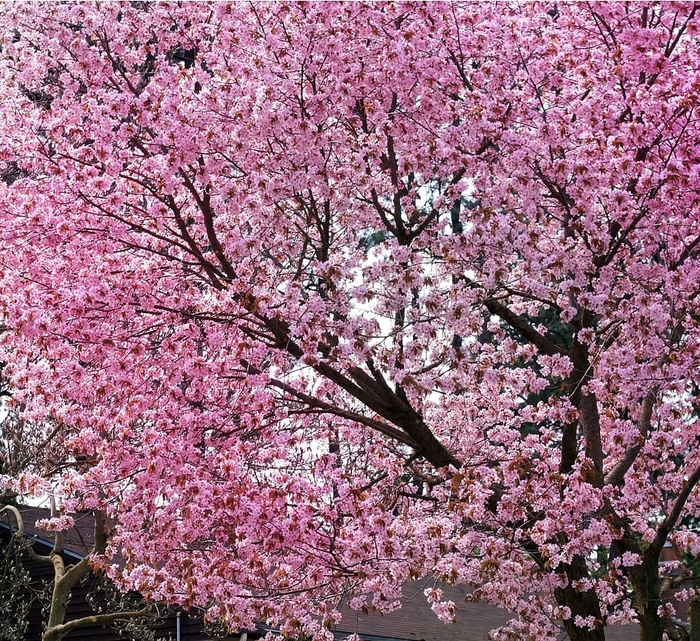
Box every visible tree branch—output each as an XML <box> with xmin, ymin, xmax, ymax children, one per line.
<box><xmin>43</xmin><ymin>606</ymin><xmax>152</xmax><ymax>641</ymax></box>
<box><xmin>605</xmin><ymin>390</ymin><xmax>656</xmax><ymax>486</ymax></box>
<box><xmin>484</xmin><ymin>299</ymin><xmax>569</xmax><ymax>356</ymax></box>
<box><xmin>653</xmin><ymin>462</ymin><xmax>700</xmax><ymax>554</ymax></box>
<box><xmin>266</xmin><ymin>376</ymin><xmax>419</xmax><ymax>449</ymax></box>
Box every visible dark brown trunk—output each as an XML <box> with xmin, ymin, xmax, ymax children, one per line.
<box><xmin>689</xmin><ymin>597</ymin><xmax>700</xmax><ymax>641</ymax></box>
<box><xmin>555</xmin><ymin>554</ymin><xmax>606</xmax><ymax>641</ymax></box>
<box><xmin>629</xmin><ymin>552</ymin><xmax>664</xmax><ymax>641</ymax></box>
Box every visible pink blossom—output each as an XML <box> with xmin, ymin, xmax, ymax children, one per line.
<box><xmin>35</xmin><ymin>515</ymin><xmax>75</xmax><ymax>532</ymax></box>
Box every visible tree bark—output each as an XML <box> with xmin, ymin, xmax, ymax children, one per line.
<box><xmin>555</xmin><ymin>554</ymin><xmax>606</xmax><ymax>641</ymax></box>
<box><xmin>629</xmin><ymin>553</ymin><xmax>664</xmax><ymax>641</ymax></box>
<box><xmin>689</xmin><ymin>597</ymin><xmax>700</xmax><ymax>641</ymax></box>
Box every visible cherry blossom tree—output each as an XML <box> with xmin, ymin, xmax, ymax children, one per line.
<box><xmin>0</xmin><ymin>3</ymin><xmax>699</xmax><ymax>640</ymax></box>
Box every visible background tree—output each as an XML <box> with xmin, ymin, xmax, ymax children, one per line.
<box><xmin>0</xmin><ymin>519</ymin><xmax>37</xmax><ymax>641</ymax></box>
<box><xmin>0</xmin><ymin>3</ymin><xmax>699</xmax><ymax>640</ymax></box>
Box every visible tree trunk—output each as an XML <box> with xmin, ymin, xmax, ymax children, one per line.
<box><xmin>638</xmin><ymin>610</ymin><xmax>665</xmax><ymax>641</ymax></box>
<box><xmin>689</xmin><ymin>597</ymin><xmax>700</xmax><ymax>641</ymax></box>
<box><xmin>555</xmin><ymin>554</ymin><xmax>606</xmax><ymax>641</ymax></box>
<box><xmin>43</xmin><ymin>556</ymin><xmax>92</xmax><ymax>641</ymax></box>
<box><xmin>630</xmin><ymin>552</ymin><xmax>664</xmax><ymax>641</ymax></box>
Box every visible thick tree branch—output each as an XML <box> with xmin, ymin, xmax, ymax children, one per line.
<box><xmin>265</xmin><ymin>374</ymin><xmax>419</xmax><ymax>449</ymax></box>
<box><xmin>484</xmin><ymin>299</ymin><xmax>569</xmax><ymax>357</ymax></box>
<box><xmin>652</xmin><ymin>462</ymin><xmax>700</xmax><ymax>554</ymax></box>
<box><xmin>255</xmin><ymin>315</ymin><xmax>460</xmax><ymax>469</ymax></box>
<box><xmin>605</xmin><ymin>390</ymin><xmax>656</xmax><ymax>486</ymax></box>
<box><xmin>42</xmin><ymin>606</ymin><xmax>152</xmax><ymax>641</ymax></box>
<box><xmin>178</xmin><ymin>167</ymin><xmax>236</xmax><ymax>280</ymax></box>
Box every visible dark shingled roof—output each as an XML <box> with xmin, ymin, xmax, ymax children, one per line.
<box><xmin>7</xmin><ymin>505</ymin><xmax>97</xmax><ymax>557</ymax></box>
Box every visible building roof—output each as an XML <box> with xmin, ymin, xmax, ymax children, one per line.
<box><xmin>1</xmin><ymin>505</ymin><xmax>97</xmax><ymax>557</ymax></box>
<box><xmin>334</xmin><ymin>581</ymin><xmax>639</xmax><ymax>641</ymax></box>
